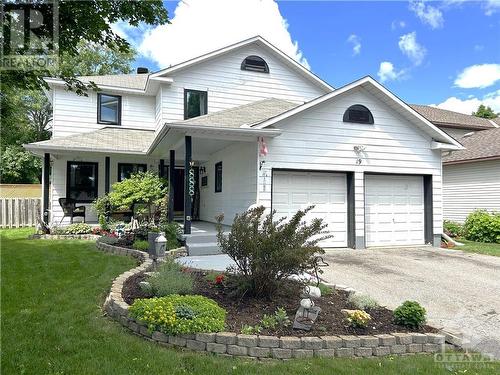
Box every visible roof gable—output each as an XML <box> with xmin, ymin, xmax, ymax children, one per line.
<box><xmin>410</xmin><ymin>104</ymin><xmax>497</xmax><ymax>130</ymax></box>
<box><xmin>253</xmin><ymin>76</ymin><xmax>463</xmax><ymax>149</ymax></box>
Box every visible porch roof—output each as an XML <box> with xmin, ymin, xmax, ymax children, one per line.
<box><xmin>24</xmin><ymin>127</ymin><xmax>154</xmax><ymax>155</ymax></box>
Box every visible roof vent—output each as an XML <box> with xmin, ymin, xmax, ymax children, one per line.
<box><xmin>136</xmin><ymin>67</ymin><xmax>149</xmax><ymax>74</ymax></box>
<box><xmin>463</xmin><ymin>132</ymin><xmax>475</xmax><ymax>138</ymax></box>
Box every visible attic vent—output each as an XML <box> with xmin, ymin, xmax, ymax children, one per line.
<box><xmin>137</xmin><ymin>67</ymin><xmax>149</xmax><ymax>74</ymax></box>
<box><xmin>241</xmin><ymin>55</ymin><xmax>269</xmax><ymax>73</ymax></box>
<box><xmin>343</xmin><ymin>104</ymin><xmax>374</xmax><ymax>124</ymax></box>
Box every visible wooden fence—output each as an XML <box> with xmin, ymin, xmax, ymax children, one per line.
<box><xmin>0</xmin><ymin>198</ymin><xmax>41</xmax><ymax>228</ymax></box>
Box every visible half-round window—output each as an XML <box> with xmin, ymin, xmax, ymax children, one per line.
<box><xmin>343</xmin><ymin>104</ymin><xmax>374</xmax><ymax>124</ymax></box>
<box><xmin>241</xmin><ymin>55</ymin><xmax>269</xmax><ymax>73</ymax></box>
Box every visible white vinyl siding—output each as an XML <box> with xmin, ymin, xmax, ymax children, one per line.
<box><xmin>50</xmin><ymin>155</ymin><xmax>160</xmax><ymax>225</ymax></box>
<box><xmin>258</xmin><ymin>87</ymin><xmax>443</xmax><ymax>243</ymax></box>
<box><xmin>443</xmin><ymin>159</ymin><xmax>500</xmax><ymax>222</ymax></box>
<box><xmin>272</xmin><ymin>171</ymin><xmax>348</xmax><ymax>247</ymax></box>
<box><xmin>51</xmin><ymin>89</ymin><xmax>156</xmax><ymax>138</ymax></box>
<box><xmin>158</xmin><ymin>44</ymin><xmax>327</xmax><ymax>131</ymax></box>
<box><xmin>365</xmin><ymin>175</ymin><xmax>425</xmax><ymax>246</ymax></box>
<box><xmin>199</xmin><ymin>142</ymin><xmax>257</xmax><ymax>225</ymax></box>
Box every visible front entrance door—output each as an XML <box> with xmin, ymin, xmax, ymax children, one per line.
<box><xmin>173</xmin><ymin>168</ymin><xmax>185</xmax><ymax>214</ymax></box>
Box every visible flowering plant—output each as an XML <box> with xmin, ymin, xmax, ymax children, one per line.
<box><xmin>346</xmin><ymin>309</ymin><xmax>371</xmax><ymax>328</ymax></box>
<box><xmin>215</xmin><ymin>274</ymin><xmax>225</xmax><ymax>285</ymax></box>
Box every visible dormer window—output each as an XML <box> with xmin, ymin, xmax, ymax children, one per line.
<box><xmin>241</xmin><ymin>55</ymin><xmax>269</xmax><ymax>73</ymax></box>
<box><xmin>98</xmin><ymin>93</ymin><xmax>121</xmax><ymax>125</ymax></box>
<box><xmin>343</xmin><ymin>104</ymin><xmax>374</xmax><ymax>124</ymax></box>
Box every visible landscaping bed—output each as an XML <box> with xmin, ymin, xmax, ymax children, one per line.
<box><xmin>122</xmin><ymin>269</ymin><xmax>437</xmax><ymax>337</ymax></box>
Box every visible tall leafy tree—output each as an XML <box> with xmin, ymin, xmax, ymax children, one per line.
<box><xmin>472</xmin><ymin>104</ymin><xmax>498</xmax><ymax>119</ymax></box>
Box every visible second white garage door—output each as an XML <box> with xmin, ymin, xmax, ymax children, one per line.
<box><xmin>365</xmin><ymin>175</ymin><xmax>425</xmax><ymax>247</ymax></box>
<box><xmin>272</xmin><ymin>171</ymin><xmax>347</xmax><ymax>247</ymax></box>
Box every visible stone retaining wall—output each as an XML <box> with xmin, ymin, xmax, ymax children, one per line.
<box><xmin>30</xmin><ymin>233</ymin><xmax>100</xmax><ymax>240</ymax></box>
<box><xmin>101</xmin><ymin>241</ymin><xmax>448</xmax><ymax>360</ymax></box>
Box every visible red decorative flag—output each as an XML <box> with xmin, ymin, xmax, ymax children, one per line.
<box><xmin>258</xmin><ymin>137</ymin><xmax>268</xmax><ymax>156</ymax></box>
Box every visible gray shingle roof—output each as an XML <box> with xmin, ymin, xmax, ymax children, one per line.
<box><xmin>26</xmin><ymin>128</ymin><xmax>154</xmax><ymax>154</ymax></box>
<box><xmin>411</xmin><ymin>104</ymin><xmax>496</xmax><ymax>130</ymax></box>
<box><xmin>443</xmin><ymin>128</ymin><xmax>500</xmax><ymax>164</ymax></box>
<box><xmin>77</xmin><ymin>74</ymin><xmax>149</xmax><ymax>90</ymax></box>
<box><xmin>175</xmin><ymin>98</ymin><xmax>299</xmax><ymax>128</ymax></box>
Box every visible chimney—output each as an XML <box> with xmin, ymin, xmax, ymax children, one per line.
<box><xmin>136</xmin><ymin>67</ymin><xmax>149</xmax><ymax>74</ymax></box>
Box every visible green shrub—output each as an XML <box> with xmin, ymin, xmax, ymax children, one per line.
<box><xmin>240</xmin><ymin>324</ymin><xmax>262</xmax><ymax>335</ymax></box>
<box><xmin>316</xmin><ymin>283</ymin><xmax>333</xmax><ymax>296</ymax></box>
<box><xmin>63</xmin><ymin>223</ymin><xmax>93</xmax><ymax>234</ymax></box>
<box><xmin>216</xmin><ymin>205</ymin><xmax>331</xmax><ymax>298</ymax></box>
<box><xmin>463</xmin><ymin>210</ymin><xmax>500</xmax><ymax>243</ymax></box>
<box><xmin>92</xmin><ymin>195</ymin><xmax>111</xmax><ymax>230</ymax></box>
<box><xmin>393</xmin><ymin>301</ymin><xmax>426</xmax><ymax>329</ymax></box>
<box><xmin>259</xmin><ymin>307</ymin><xmax>290</xmax><ymax>331</ymax></box>
<box><xmin>132</xmin><ymin>240</ymin><xmax>149</xmax><ymax>251</ymax></box>
<box><xmin>129</xmin><ymin>295</ymin><xmax>226</xmax><ymax>335</ymax></box>
<box><xmin>443</xmin><ymin>220</ymin><xmax>464</xmax><ymax>238</ymax></box>
<box><xmin>345</xmin><ymin>310</ymin><xmax>371</xmax><ymax>328</ymax></box>
<box><xmin>347</xmin><ymin>292</ymin><xmax>379</xmax><ymax>310</ymax></box>
<box><xmin>149</xmin><ymin>258</ymin><xmax>194</xmax><ymax>297</ymax></box>
<box><xmin>159</xmin><ymin>221</ymin><xmax>181</xmax><ymax>249</ymax></box>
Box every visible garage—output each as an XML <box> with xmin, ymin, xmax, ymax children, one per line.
<box><xmin>365</xmin><ymin>174</ymin><xmax>425</xmax><ymax>247</ymax></box>
<box><xmin>272</xmin><ymin>170</ymin><xmax>348</xmax><ymax>247</ymax></box>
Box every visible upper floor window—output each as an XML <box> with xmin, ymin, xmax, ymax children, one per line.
<box><xmin>67</xmin><ymin>161</ymin><xmax>98</xmax><ymax>202</ymax></box>
<box><xmin>241</xmin><ymin>55</ymin><xmax>269</xmax><ymax>73</ymax></box>
<box><xmin>184</xmin><ymin>89</ymin><xmax>208</xmax><ymax>119</ymax></box>
<box><xmin>117</xmin><ymin>163</ymin><xmax>147</xmax><ymax>182</ymax></box>
<box><xmin>98</xmin><ymin>93</ymin><xmax>121</xmax><ymax>125</ymax></box>
<box><xmin>343</xmin><ymin>104</ymin><xmax>374</xmax><ymax>124</ymax></box>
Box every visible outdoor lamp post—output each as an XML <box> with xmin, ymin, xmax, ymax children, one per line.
<box><xmin>151</xmin><ymin>232</ymin><xmax>167</xmax><ymax>261</ymax></box>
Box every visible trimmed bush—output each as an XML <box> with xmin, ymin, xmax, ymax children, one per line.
<box><xmin>347</xmin><ymin>292</ymin><xmax>379</xmax><ymax>310</ymax></box>
<box><xmin>463</xmin><ymin>210</ymin><xmax>500</xmax><ymax>243</ymax></box>
<box><xmin>393</xmin><ymin>301</ymin><xmax>426</xmax><ymax>329</ymax></box>
<box><xmin>132</xmin><ymin>240</ymin><xmax>149</xmax><ymax>251</ymax></box>
<box><xmin>149</xmin><ymin>258</ymin><xmax>194</xmax><ymax>297</ymax></box>
<box><xmin>443</xmin><ymin>220</ymin><xmax>464</xmax><ymax>238</ymax></box>
<box><xmin>129</xmin><ymin>295</ymin><xmax>226</xmax><ymax>335</ymax></box>
<box><xmin>63</xmin><ymin>223</ymin><xmax>92</xmax><ymax>234</ymax></box>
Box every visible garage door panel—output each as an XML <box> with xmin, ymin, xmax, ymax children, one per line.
<box><xmin>273</xmin><ymin>171</ymin><xmax>348</xmax><ymax>248</ymax></box>
<box><xmin>365</xmin><ymin>175</ymin><xmax>425</xmax><ymax>247</ymax></box>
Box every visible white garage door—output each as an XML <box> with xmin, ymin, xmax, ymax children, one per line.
<box><xmin>272</xmin><ymin>171</ymin><xmax>347</xmax><ymax>247</ymax></box>
<box><xmin>365</xmin><ymin>175</ymin><xmax>425</xmax><ymax>247</ymax></box>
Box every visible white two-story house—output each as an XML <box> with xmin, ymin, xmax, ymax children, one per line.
<box><xmin>25</xmin><ymin>36</ymin><xmax>463</xmax><ymax>250</ymax></box>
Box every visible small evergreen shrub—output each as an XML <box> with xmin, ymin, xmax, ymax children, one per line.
<box><xmin>63</xmin><ymin>223</ymin><xmax>93</xmax><ymax>234</ymax></box>
<box><xmin>393</xmin><ymin>300</ymin><xmax>426</xmax><ymax>329</ymax></box>
<box><xmin>345</xmin><ymin>310</ymin><xmax>371</xmax><ymax>328</ymax></box>
<box><xmin>347</xmin><ymin>292</ymin><xmax>379</xmax><ymax>310</ymax></box>
<box><xmin>129</xmin><ymin>295</ymin><xmax>226</xmax><ymax>335</ymax></box>
<box><xmin>149</xmin><ymin>258</ymin><xmax>194</xmax><ymax>297</ymax></box>
<box><xmin>463</xmin><ymin>210</ymin><xmax>500</xmax><ymax>243</ymax></box>
<box><xmin>132</xmin><ymin>240</ymin><xmax>149</xmax><ymax>251</ymax></box>
<box><xmin>159</xmin><ymin>221</ymin><xmax>182</xmax><ymax>249</ymax></box>
<box><xmin>443</xmin><ymin>220</ymin><xmax>464</xmax><ymax>238</ymax></box>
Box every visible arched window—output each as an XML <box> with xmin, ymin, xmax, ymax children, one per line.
<box><xmin>241</xmin><ymin>55</ymin><xmax>269</xmax><ymax>73</ymax></box>
<box><xmin>343</xmin><ymin>104</ymin><xmax>374</xmax><ymax>124</ymax></box>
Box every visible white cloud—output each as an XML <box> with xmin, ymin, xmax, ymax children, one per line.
<box><xmin>347</xmin><ymin>34</ymin><xmax>361</xmax><ymax>56</ymax></box>
<box><xmin>454</xmin><ymin>64</ymin><xmax>500</xmax><ymax>89</ymax></box>
<box><xmin>409</xmin><ymin>0</ymin><xmax>444</xmax><ymax>29</ymax></box>
<box><xmin>432</xmin><ymin>90</ymin><xmax>500</xmax><ymax>114</ymax></box>
<box><xmin>474</xmin><ymin>44</ymin><xmax>484</xmax><ymax>51</ymax></box>
<box><xmin>398</xmin><ymin>32</ymin><xmax>426</xmax><ymax>66</ymax></box>
<box><xmin>377</xmin><ymin>61</ymin><xmax>406</xmax><ymax>82</ymax></box>
<box><xmin>484</xmin><ymin>0</ymin><xmax>500</xmax><ymax>15</ymax></box>
<box><xmin>136</xmin><ymin>0</ymin><xmax>310</xmax><ymax>70</ymax></box>
<box><xmin>391</xmin><ymin>20</ymin><xmax>406</xmax><ymax>30</ymax></box>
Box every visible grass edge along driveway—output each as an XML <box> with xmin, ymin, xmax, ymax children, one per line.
<box><xmin>453</xmin><ymin>238</ymin><xmax>500</xmax><ymax>257</ymax></box>
<box><xmin>1</xmin><ymin>228</ymin><xmax>498</xmax><ymax>375</ymax></box>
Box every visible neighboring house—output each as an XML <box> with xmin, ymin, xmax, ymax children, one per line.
<box><xmin>441</xmin><ymin>128</ymin><xmax>500</xmax><ymax>223</ymax></box>
<box><xmin>24</xmin><ymin>36</ymin><xmax>462</xmax><ymax>249</ymax></box>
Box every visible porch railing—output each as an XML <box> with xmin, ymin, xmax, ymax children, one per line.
<box><xmin>0</xmin><ymin>198</ymin><xmax>41</xmax><ymax>228</ymax></box>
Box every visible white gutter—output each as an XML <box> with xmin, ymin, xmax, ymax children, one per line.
<box><xmin>430</xmin><ymin>141</ymin><xmax>463</xmax><ymax>150</ymax></box>
<box><xmin>43</xmin><ymin>78</ymin><xmax>156</xmax><ymax>95</ymax></box>
<box><xmin>489</xmin><ymin>119</ymin><xmax>500</xmax><ymax>128</ymax></box>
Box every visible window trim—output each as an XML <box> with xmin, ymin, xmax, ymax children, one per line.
<box><xmin>214</xmin><ymin>161</ymin><xmax>222</xmax><ymax>193</ymax></box>
<box><xmin>117</xmin><ymin>163</ymin><xmax>147</xmax><ymax>182</ymax></box>
<box><xmin>184</xmin><ymin>89</ymin><xmax>208</xmax><ymax>120</ymax></box>
<box><xmin>66</xmin><ymin>161</ymin><xmax>99</xmax><ymax>203</ymax></box>
<box><xmin>342</xmin><ymin>104</ymin><xmax>374</xmax><ymax>124</ymax></box>
<box><xmin>97</xmin><ymin>93</ymin><xmax>122</xmax><ymax>125</ymax></box>
<box><xmin>241</xmin><ymin>55</ymin><xmax>270</xmax><ymax>73</ymax></box>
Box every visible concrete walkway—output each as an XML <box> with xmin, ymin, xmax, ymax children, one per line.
<box><xmin>321</xmin><ymin>246</ymin><xmax>500</xmax><ymax>359</ymax></box>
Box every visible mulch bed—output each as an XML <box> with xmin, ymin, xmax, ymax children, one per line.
<box><xmin>122</xmin><ymin>270</ymin><xmax>437</xmax><ymax>337</ymax></box>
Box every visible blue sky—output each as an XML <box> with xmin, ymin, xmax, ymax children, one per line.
<box><xmin>118</xmin><ymin>0</ymin><xmax>500</xmax><ymax>114</ymax></box>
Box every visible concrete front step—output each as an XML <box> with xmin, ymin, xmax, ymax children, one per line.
<box><xmin>186</xmin><ymin>242</ymin><xmax>222</xmax><ymax>256</ymax></box>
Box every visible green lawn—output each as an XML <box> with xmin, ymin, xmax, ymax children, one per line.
<box><xmin>1</xmin><ymin>229</ymin><xmax>498</xmax><ymax>375</ymax></box>
<box><xmin>454</xmin><ymin>238</ymin><xmax>500</xmax><ymax>257</ymax></box>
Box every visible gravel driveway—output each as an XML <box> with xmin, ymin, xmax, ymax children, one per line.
<box><xmin>321</xmin><ymin>246</ymin><xmax>500</xmax><ymax>359</ymax></box>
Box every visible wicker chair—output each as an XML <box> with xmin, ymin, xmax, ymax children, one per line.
<box><xmin>58</xmin><ymin>198</ymin><xmax>86</xmax><ymax>224</ymax></box>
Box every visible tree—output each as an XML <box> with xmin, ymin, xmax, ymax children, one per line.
<box><xmin>472</xmin><ymin>104</ymin><xmax>498</xmax><ymax>119</ymax></box>
<box><xmin>0</xmin><ymin>146</ymin><xmax>42</xmax><ymax>183</ymax></box>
